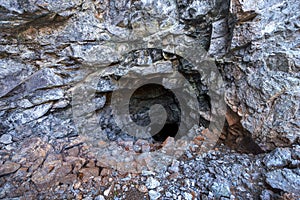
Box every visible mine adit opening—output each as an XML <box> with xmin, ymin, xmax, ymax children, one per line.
<box><xmin>98</xmin><ymin>49</ymin><xmax>212</xmax><ymax>144</ymax></box>
<box><xmin>96</xmin><ymin>47</ymin><xmax>264</xmax><ymax>155</ymax></box>
<box><xmin>129</xmin><ymin>83</ymin><xmax>181</xmax><ymax>142</ymax></box>
<box><xmin>99</xmin><ymin>77</ymin><xmax>211</xmax><ymax>143</ymax></box>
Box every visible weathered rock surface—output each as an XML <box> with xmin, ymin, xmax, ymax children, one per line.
<box><xmin>224</xmin><ymin>0</ymin><xmax>300</xmax><ymax>150</ymax></box>
<box><xmin>0</xmin><ymin>0</ymin><xmax>299</xmax><ymax>199</ymax></box>
<box><xmin>266</xmin><ymin>168</ymin><xmax>300</xmax><ymax>194</ymax></box>
<box><xmin>0</xmin><ymin>161</ymin><xmax>20</xmax><ymax>176</ymax></box>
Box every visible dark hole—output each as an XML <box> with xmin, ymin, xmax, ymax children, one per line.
<box><xmin>129</xmin><ymin>83</ymin><xmax>181</xmax><ymax>141</ymax></box>
<box><xmin>99</xmin><ymin>51</ymin><xmax>212</xmax><ymax>144</ymax></box>
<box><xmin>151</xmin><ymin>123</ymin><xmax>179</xmax><ymax>142</ymax></box>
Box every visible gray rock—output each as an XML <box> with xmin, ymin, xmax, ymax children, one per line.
<box><xmin>146</xmin><ymin>177</ymin><xmax>160</xmax><ymax>189</ymax></box>
<box><xmin>130</xmin><ymin>61</ymin><xmax>173</xmax><ymax>76</ymax></box>
<box><xmin>266</xmin><ymin>168</ymin><xmax>300</xmax><ymax>194</ymax></box>
<box><xmin>148</xmin><ymin>190</ymin><xmax>161</xmax><ymax>200</ymax></box>
<box><xmin>8</xmin><ymin>103</ymin><xmax>53</xmax><ymax>125</ymax></box>
<box><xmin>30</xmin><ymin>89</ymin><xmax>64</xmax><ymax>105</ymax></box>
<box><xmin>263</xmin><ymin>148</ymin><xmax>292</xmax><ymax>168</ymax></box>
<box><xmin>0</xmin><ymin>134</ymin><xmax>12</xmax><ymax>144</ymax></box>
<box><xmin>225</xmin><ymin>0</ymin><xmax>300</xmax><ymax>150</ymax></box>
<box><xmin>94</xmin><ymin>195</ymin><xmax>105</xmax><ymax>200</ymax></box>
<box><xmin>183</xmin><ymin>192</ymin><xmax>193</xmax><ymax>200</ymax></box>
<box><xmin>25</xmin><ymin>69</ymin><xmax>64</xmax><ymax>93</ymax></box>
<box><xmin>0</xmin><ymin>0</ymin><xmax>299</xmax><ymax>199</ymax></box>
<box><xmin>69</xmin><ymin>44</ymin><xmax>119</xmax><ymax>66</ymax></box>
<box><xmin>0</xmin><ymin>59</ymin><xmax>35</xmax><ymax>98</ymax></box>
<box><xmin>210</xmin><ymin>180</ymin><xmax>231</xmax><ymax>198</ymax></box>
<box><xmin>97</xmin><ymin>78</ymin><xmax>116</xmax><ymax>93</ymax></box>
<box><xmin>142</xmin><ymin>170</ymin><xmax>156</xmax><ymax>176</ymax></box>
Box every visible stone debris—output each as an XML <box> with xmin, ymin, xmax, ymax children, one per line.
<box><xmin>0</xmin><ymin>140</ymin><xmax>299</xmax><ymax>199</ymax></box>
<box><xmin>148</xmin><ymin>190</ymin><xmax>161</xmax><ymax>200</ymax></box>
<box><xmin>0</xmin><ymin>0</ymin><xmax>299</xmax><ymax>199</ymax></box>
<box><xmin>146</xmin><ymin>177</ymin><xmax>160</xmax><ymax>189</ymax></box>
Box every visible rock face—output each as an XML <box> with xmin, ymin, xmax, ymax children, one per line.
<box><xmin>0</xmin><ymin>0</ymin><xmax>299</xmax><ymax>199</ymax></box>
<box><xmin>266</xmin><ymin>168</ymin><xmax>300</xmax><ymax>194</ymax></box>
<box><xmin>224</xmin><ymin>0</ymin><xmax>300</xmax><ymax>150</ymax></box>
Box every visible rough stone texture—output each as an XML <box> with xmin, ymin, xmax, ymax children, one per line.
<box><xmin>0</xmin><ymin>0</ymin><xmax>299</xmax><ymax>199</ymax></box>
<box><xmin>0</xmin><ymin>161</ymin><xmax>20</xmax><ymax>176</ymax></box>
<box><xmin>266</xmin><ymin>168</ymin><xmax>300</xmax><ymax>194</ymax></box>
<box><xmin>263</xmin><ymin>147</ymin><xmax>292</xmax><ymax>168</ymax></box>
<box><xmin>224</xmin><ymin>0</ymin><xmax>300</xmax><ymax>150</ymax></box>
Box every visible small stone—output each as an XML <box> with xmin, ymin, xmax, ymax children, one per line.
<box><xmin>135</xmin><ymin>139</ymin><xmax>149</xmax><ymax>146</ymax></box>
<box><xmin>210</xmin><ymin>180</ymin><xmax>231</xmax><ymax>198</ymax></box>
<box><xmin>121</xmin><ymin>174</ymin><xmax>132</xmax><ymax>181</ymax></box>
<box><xmin>157</xmin><ymin>187</ymin><xmax>164</xmax><ymax>193</ymax></box>
<box><xmin>260</xmin><ymin>190</ymin><xmax>275</xmax><ymax>200</ymax></box>
<box><xmin>0</xmin><ymin>161</ymin><xmax>21</xmax><ymax>176</ymax></box>
<box><xmin>73</xmin><ymin>181</ymin><xmax>81</xmax><ymax>189</ymax></box>
<box><xmin>168</xmin><ymin>160</ymin><xmax>180</xmax><ymax>173</ymax></box>
<box><xmin>146</xmin><ymin>177</ymin><xmax>160</xmax><ymax>189</ymax></box>
<box><xmin>184</xmin><ymin>179</ymin><xmax>191</xmax><ymax>187</ymax></box>
<box><xmin>94</xmin><ymin>195</ymin><xmax>105</xmax><ymax>200</ymax></box>
<box><xmin>0</xmin><ymin>134</ymin><xmax>13</xmax><ymax>144</ymax></box>
<box><xmin>104</xmin><ymin>185</ymin><xmax>113</xmax><ymax>196</ymax></box>
<box><xmin>141</xmin><ymin>170</ymin><xmax>155</xmax><ymax>176</ymax></box>
<box><xmin>148</xmin><ymin>190</ymin><xmax>161</xmax><ymax>200</ymax></box>
<box><xmin>166</xmin><ymin>191</ymin><xmax>172</xmax><ymax>197</ymax></box>
<box><xmin>162</xmin><ymin>137</ymin><xmax>175</xmax><ymax>148</ymax></box>
<box><xmin>141</xmin><ymin>144</ymin><xmax>150</xmax><ymax>153</ymax></box>
<box><xmin>183</xmin><ymin>192</ymin><xmax>193</xmax><ymax>200</ymax></box>
<box><xmin>138</xmin><ymin>185</ymin><xmax>148</xmax><ymax>193</ymax></box>
<box><xmin>119</xmin><ymin>141</ymin><xmax>133</xmax><ymax>151</ymax></box>
<box><xmin>173</xmin><ymin>194</ymin><xmax>178</xmax><ymax>199</ymax></box>
<box><xmin>133</xmin><ymin>145</ymin><xmax>142</xmax><ymax>152</ymax></box>
<box><xmin>122</xmin><ymin>185</ymin><xmax>128</xmax><ymax>192</ymax></box>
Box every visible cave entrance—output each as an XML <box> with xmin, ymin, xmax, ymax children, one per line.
<box><xmin>129</xmin><ymin>83</ymin><xmax>181</xmax><ymax>142</ymax></box>
<box><xmin>98</xmin><ymin>49</ymin><xmax>212</xmax><ymax>147</ymax></box>
<box><xmin>151</xmin><ymin>123</ymin><xmax>179</xmax><ymax>142</ymax></box>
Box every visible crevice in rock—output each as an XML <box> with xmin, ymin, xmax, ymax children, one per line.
<box><xmin>221</xmin><ymin>106</ymin><xmax>265</xmax><ymax>155</ymax></box>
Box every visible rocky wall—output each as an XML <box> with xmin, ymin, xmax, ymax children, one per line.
<box><xmin>0</xmin><ymin>0</ymin><xmax>299</xmax><ymax>199</ymax></box>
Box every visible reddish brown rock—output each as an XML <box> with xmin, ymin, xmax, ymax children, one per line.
<box><xmin>31</xmin><ymin>160</ymin><xmax>72</xmax><ymax>189</ymax></box>
<box><xmin>79</xmin><ymin>167</ymin><xmax>100</xmax><ymax>182</ymax></box>
<box><xmin>225</xmin><ymin>107</ymin><xmax>241</xmax><ymax>126</ymax></box>
<box><xmin>64</xmin><ymin>156</ymin><xmax>85</xmax><ymax>173</ymax></box>
<box><xmin>11</xmin><ymin>138</ymin><xmax>52</xmax><ymax>169</ymax></box>
<box><xmin>0</xmin><ymin>161</ymin><xmax>21</xmax><ymax>176</ymax></box>
<box><xmin>31</xmin><ymin>167</ymin><xmax>56</xmax><ymax>189</ymax></box>
<box><xmin>100</xmin><ymin>168</ymin><xmax>112</xmax><ymax>176</ymax></box>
